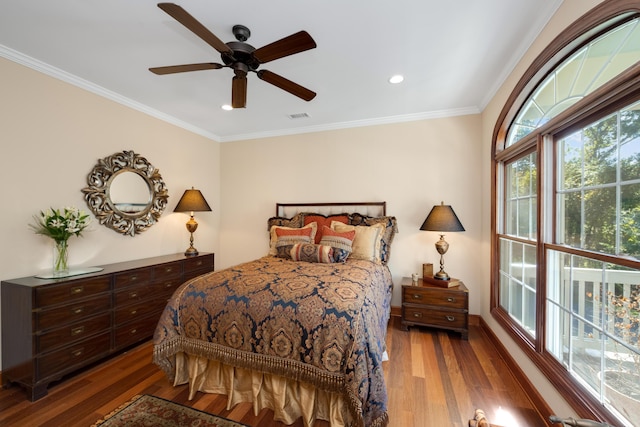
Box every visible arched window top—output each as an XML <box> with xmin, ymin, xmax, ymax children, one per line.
<box><xmin>506</xmin><ymin>16</ymin><xmax>640</xmax><ymax>147</ymax></box>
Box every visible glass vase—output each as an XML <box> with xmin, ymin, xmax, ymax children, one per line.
<box><xmin>53</xmin><ymin>239</ymin><xmax>69</xmax><ymax>277</ymax></box>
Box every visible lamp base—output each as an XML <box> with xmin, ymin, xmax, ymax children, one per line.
<box><xmin>434</xmin><ymin>270</ymin><xmax>450</xmax><ymax>280</ymax></box>
<box><xmin>184</xmin><ymin>246</ymin><xmax>199</xmax><ymax>257</ymax></box>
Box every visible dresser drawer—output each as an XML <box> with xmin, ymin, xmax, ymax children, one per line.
<box><xmin>36</xmin><ymin>293</ymin><xmax>111</xmax><ymax>331</ymax></box>
<box><xmin>403</xmin><ymin>286</ymin><xmax>467</xmax><ymax>309</ymax></box>
<box><xmin>37</xmin><ymin>312</ymin><xmax>111</xmax><ymax>354</ymax></box>
<box><xmin>183</xmin><ymin>253</ymin><xmax>214</xmax><ymax>281</ymax></box>
<box><xmin>148</xmin><ymin>276</ymin><xmax>183</xmax><ymax>297</ymax></box>
<box><xmin>403</xmin><ymin>306</ymin><xmax>467</xmax><ymax>329</ymax></box>
<box><xmin>35</xmin><ymin>277</ymin><xmax>111</xmax><ymax>308</ymax></box>
<box><xmin>38</xmin><ymin>332</ymin><xmax>111</xmax><ymax>380</ymax></box>
<box><xmin>184</xmin><ymin>253</ymin><xmax>213</xmax><ymax>272</ymax></box>
<box><xmin>114</xmin><ymin>298</ymin><xmax>164</xmax><ymax>326</ymax></box>
<box><xmin>114</xmin><ymin>315</ymin><xmax>159</xmax><ymax>349</ymax></box>
<box><xmin>114</xmin><ymin>282</ymin><xmax>147</xmax><ymax>306</ymax></box>
<box><xmin>153</xmin><ymin>261</ymin><xmax>182</xmax><ymax>279</ymax></box>
<box><xmin>114</xmin><ymin>267</ymin><xmax>152</xmax><ymax>289</ymax></box>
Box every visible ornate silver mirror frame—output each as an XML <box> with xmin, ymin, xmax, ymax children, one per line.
<box><xmin>82</xmin><ymin>150</ymin><xmax>169</xmax><ymax>236</ymax></box>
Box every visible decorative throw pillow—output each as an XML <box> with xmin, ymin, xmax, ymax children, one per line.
<box><xmin>349</xmin><ymin>214</ymin><xmax>398</xmax><ymax>264</ymax></box>
<box><xmin>268</xmin><ymin>223</ymin><xmax>317</xmax><ymax>256</ymax></box>
<box><xmin>267</xmin><ymin>212</ymin><xmax>304</xmax><ymax>231</ymax></box>
<box><xmin>331</xmin><ymin>221</ymin><xmax>385</xmax><ymax>263</ymax></box>
<box><xmin>274</xmin><ymin>228</ymin><xmax>313</xmax><ymax>259</ymax></box>
<box><xmin>290</xmin><ymin>243</ymin><xmax>334</xmax><ymax>263</ymax></box>
<box><xmin>319</xmin><ymin>225</ymin><xmax>356</xmax><ymax>263</ymax></box>
<box><xmin>303</xmin><ymin>213</ymin><xmax>350</xmax><ymax>243</ymax></box>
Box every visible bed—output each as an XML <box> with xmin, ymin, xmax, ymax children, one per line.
<box><xmin>153</xmin><ymin>202</ymin><xmax>397</xmax><ymax>427</ymax></box>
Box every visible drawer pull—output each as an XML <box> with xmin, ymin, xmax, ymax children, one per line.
<box><xmin>72</xmin><ymin>348</ymin><xmax>84</xmax><ymax>357</ymax></box>
<box><xmin>446</xmin><ymin>315</ymin><xmax>456</xmax><ymax>322</ymax></box>
<box><xmin>71</xmin><ymin>326</ymin><xmax>85</xmax><ymax>336</ymax></box>
<box><xmin>166</xmin><ymin>266</ymin><xmax>174</xmax><ymax>272</ymax></box>
<box><xmin>130</xmin><ymin>309</ymin><xmax>138</xmax><ymax>315</ymax></box>
<box><xmin>72</xmin><ymin>307</ymin><xmax>84</xmax><ymax>315</ymax></box>
<box><xmin>130</xmin><ymin>275</ymin><xmax>138</xmax><ymax>282</ymax></box>
<box><xmin>129</xmin><ymin>292</ymin><xmax>138</xmax><ymax>298</ymax></box>
<box><xmin>164</xmin><ymin>282</ymin><xmax>173</xmax><ymax>288</ymax></box>
<box><xmin>413</xmin><ymin>312</ymin><xmax>423</xmax><ymax>318</ymax></box>
<box><xmin>412</xmin><ymin>294</ymin><xmax>422</xmax><ymax>300</ymax></box>
<box><xmin>446</xmin><ymin>297</ymin><xmax>455</xmax><ymax>303</ymax></box>
<box><xmin>196</xmin><ymin>260</ymin><xmax>203</xmax><ymax>266</ymax></box>
<box><xmin>130</xmin><ymin>329</ymin><xmax>137</xmax><ymax>334</ymax></box>
<box><xmin>70</xmin><ymin>286</ymin><xmax>84</xmax><ymax>295</ymax></box>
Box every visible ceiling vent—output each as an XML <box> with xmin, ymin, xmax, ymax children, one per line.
<box><xmin>287</xmin><ymin>112</ymin><xmax>310</xmax><ymax>119</ymax></box>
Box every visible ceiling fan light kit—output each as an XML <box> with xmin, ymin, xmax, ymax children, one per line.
<box><xmin>150</xmin><ymin>3</ymin><xmax>317</xmax><ymax>109</ymax></box>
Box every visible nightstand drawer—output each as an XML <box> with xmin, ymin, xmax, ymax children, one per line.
<box><xmin>403</xmin><ymin>286</ymin><xmax>467</xmax><ymax>309</ymax></box>
<box><xmin>403</xmin><ymin>306</ymin><xmax>467</xmax><ymax>329</ymax></box>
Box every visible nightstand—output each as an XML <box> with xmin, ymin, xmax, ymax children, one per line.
<box><xmin>400</xmin><ymin>276</ymin><xmax>469</xmax><ymax>339</ymax></box>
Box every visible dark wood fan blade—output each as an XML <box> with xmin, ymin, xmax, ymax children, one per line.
<box><xmin>253</xmin><ymin>31</ymin><xmax>316</xmax><ymax>64</ymax></box>
<box><xmin>232</xmin><ymin>75</ymin><xmax>247</xmax><ymax>108</ymax></box>
<box><xmin>257</xmin><ymin>70</ymin><xmax>316</xmax><ymax>101</ymax></box>
<box><xmin>149</xmin><ymin>63</ymin><xmax>224</xmax><ymax>75</ymax></box>
<box><xmin>157</xmin><ymin>3</ymin><xmax>233</xmax><ymax>56</ymax></box>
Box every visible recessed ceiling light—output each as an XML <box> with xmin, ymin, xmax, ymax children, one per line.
<box><xmin>389</xmin><ymin>74</ymin><xmax>404</xmax><ymax>84</ymax></box>
<box><xmin>221</xmin><ymin>104</ymin><xmax>233</xmax><ymax>111</ymax></box>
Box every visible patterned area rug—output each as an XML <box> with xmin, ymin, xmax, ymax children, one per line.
<box><xmin>91</xmin><ymin>394</ymin><xmax>249</xmax><ymax>427</ymax></box>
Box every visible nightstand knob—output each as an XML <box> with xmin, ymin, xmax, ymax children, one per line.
<box><xmin>446</xmin><ymin>315</ymin><xmax>456</xmax><ymax>322</ymax></box>
<box><xmin>412</xmin><ymin>294</ymin><xmax>422</xmax><ymax>299</ymax></box>
<box><xmin>446</xmin><ymin>297</ymin><xmax>455</xmax><ymax>302</ymax></box>
<box><xmin>413</xmin><ymin>313</ymin><xmax>423</xmax><ymax>318</ymax></box>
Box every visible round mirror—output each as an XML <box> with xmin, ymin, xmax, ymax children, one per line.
<box><xmin>109</xmin><ymin>171</ymin><xmax>151</xmax><ymax>214</ymax></box>
<box><xmin>82</xmin><ymin>150</ymin><xmax>168</xmax><ymax>236</ymax></box>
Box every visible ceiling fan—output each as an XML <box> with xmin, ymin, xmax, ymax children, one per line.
<box><xmin>149</xmin><ymin>3</ymin><xmax>317</xmax><ymax>108</ymax></box>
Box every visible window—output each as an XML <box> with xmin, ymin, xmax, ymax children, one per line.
<box><xmin>493</xmin><ymin>4</ymin><xmax>640</xmax><ymax>426</ymax></box>
<box><xmin>499</xmin><ymin>153</ymin><xmax>538</xmax><ymax>336</ymax></box>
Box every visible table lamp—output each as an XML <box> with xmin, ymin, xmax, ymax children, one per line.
<box><xmin>174</xmin><ymin>187</ymin><xmax>211</xmax><ymax>256</ymax></box>
<box><xmin>420</xmin><ymin>201</ymin><xmax>465</xmax><ymax>280</ymax></box>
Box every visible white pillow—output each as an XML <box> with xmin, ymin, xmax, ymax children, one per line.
<box><xmin>331</xmin><ymin>221</ymin><xmax>385</xmax><ymax>263</ymax></box>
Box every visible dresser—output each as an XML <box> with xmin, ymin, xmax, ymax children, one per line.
<box><xmin>400</xmin><ymin>276</ymin><xmax>469</xmax><ymax>339</ymax></box>
<box><xmin>1</xmin><ymin>252</ymin><xmax>214</xmax><ymax>401</ymax></box>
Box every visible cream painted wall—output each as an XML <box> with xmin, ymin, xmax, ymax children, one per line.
<box><xmin>0</xmin><ymin>57</ymin><xmax>221</xmax><ymax>366</ymax></box>
<box><xmin>219</xmin><ymin>115</ymin><xmax>483</xmax><ymax>310</ymax></box>
<box><xmin>479</xmin><ymin>0</ymin><xmax>606</xmax><ymax>420</ymax></box>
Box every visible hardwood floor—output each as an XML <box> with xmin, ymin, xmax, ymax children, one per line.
<box><xmin>0</xmin><ymin>317</ymin><xmax>549</xmax><ymax>427</ymax></box>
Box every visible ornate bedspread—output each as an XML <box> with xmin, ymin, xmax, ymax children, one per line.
<box><xmin>153</xmin><ymin>256</ymin><xmax>393</xmax><ymax>427</ymax></box>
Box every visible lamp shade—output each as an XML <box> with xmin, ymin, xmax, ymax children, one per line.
<box><xmin>420</xmin><ymin>202</ymin><xmax>465</xmax><ymax>232</ymax></box>
<box><xmin>174</xmin><ymin>188</ymin><xmax>212</xmax><ymax>213</ymax></box>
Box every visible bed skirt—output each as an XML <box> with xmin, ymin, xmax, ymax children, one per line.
<box><xmin>174</xmin><ymin>351</ymin><xmax>352</xmax><ymax>427</ymax></box>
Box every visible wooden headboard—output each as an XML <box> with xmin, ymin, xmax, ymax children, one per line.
<box><xmin>276</xmin><ymin>202</ymin><xmax>386</xmax><ymax>218</ymax></box>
